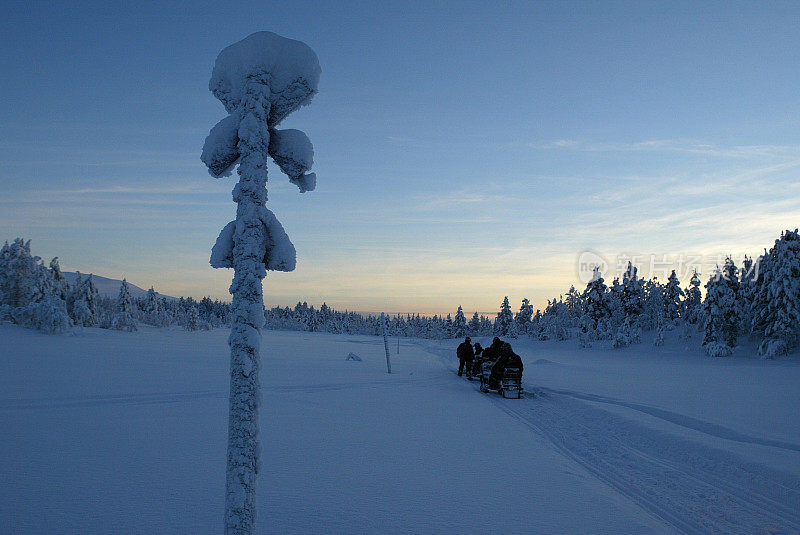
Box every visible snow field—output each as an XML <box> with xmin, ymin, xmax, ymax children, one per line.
<box><xmin>2</xmin><ymin>325</ymin><xmax>799</xmax><ymax>533</ymax></box>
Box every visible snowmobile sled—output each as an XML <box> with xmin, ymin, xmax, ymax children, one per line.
<box><xmin>479</xmin><ymin>362</ymin><xmax>523</xmax><ymax>399</ymax></box>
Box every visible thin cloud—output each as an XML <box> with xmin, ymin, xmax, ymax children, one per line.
<box><xmin>527</xmin><ymin>138</ymin><xmax>800</xmax><ymax>159</ymax></box>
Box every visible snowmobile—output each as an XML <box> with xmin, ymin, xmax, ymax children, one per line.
<box><xmin>478</xmin><ymin>360</ymin><xmax>523</xmax><ymax>399</ymax></box>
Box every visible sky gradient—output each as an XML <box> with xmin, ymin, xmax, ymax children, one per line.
<box><xmin>2</xmin><ymin>1</ymin><xmax>799</xmax><ymax>315</ymax></box>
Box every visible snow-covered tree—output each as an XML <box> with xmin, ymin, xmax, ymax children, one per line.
<box><xmin>1</xmin><ymin>238</ymin><xmax>38</xmax><ymax>308</ymax></box>
<box><xmin>606</xmin><ymin>277</ymin><xmax>623</xmax><ymax>322</ymax></box>
<box><xmin>751</xmin><ymin>230</ymin><xmax>800</xmax><ymax>358</ymax></box>
<box><xmin>27</xmin><ymin>260</ymin><xmax>53</xmax><ymax>305</ymax></box>
<box><xmin>684</xmin><ymin>270</ymin><xmax>702</xmax><ymax>324</ymax></box>
<box><xmin>467</xmin><ymin>311</ymin><xmax>481</xmax><ymax>335</ymax></box>
<box><xmin>621</xmin><ymin>262</ymin><xmax>644</xmax><ymax>322</ymax></box>
<box><xmin>611</xmin><ymin>264</ymin><xmax>645</xmax><ymax>347</ymax></box>
<box><xmin>663</xmin><ymin>270</ymin><xmax>683</xmax><ymax>322</ymax></box>
<box><xmin>142</xmin><ymin>287</ymin><xmax>167</xmax><ymax>327</ymax></box>
<box><xmin>582</xmin><ymin>267</ymin><xmax>610</xmax><ymax>333</ymax></box>
<box><xmin>70</xmin><ymin>274</ymin><xmax>101</xmax><ymax>327</ymax></box>
<box><xmin>650</xmin><ymin>278</ymin><xmax>668</xmax><ymax>345</ymax></box>
<box><xmin>653</xmin><ymin>317</ymin><xmax>665</xmax><ymax>346</ymax></box>
<box><xmin>564</xmin><ymin>285</ymin><xmax>582</xmax><ymax>317</ymax></box>
<box><xmin>201</xmin><ymin>31</ymin><xmax>321</xmax><ymax>535</ymax></box>
<box><xmin>49</xmin><ymin>257</ymin><xmax>68</xmax><ymax>301</ymax></box>
<box><xmin>452</xmin><ymin>305</ymin><xmax>467</xmax><ymax>338</ymax></box>
<box><xmin>612</xmin><ymin>316</ymin><xmax>635</xmax><ymax>348</ymax></box>
<box><xmin>513</xmin><ymin>298</ymin><xmax>533</xmax><ymax>337</ymax></box>
<box><xmin>641</xmin><ymin>278</ymin><xmax>666</xmax><ymax>331</ymax></box>
<box><xmin>186</xmin><ymin>306</ymin><xmax>201</xmax><ymax>332</ymax></box>
<box><xmin>540</xmin><ymin>297</ymin><xmax>570</xmax><ymax>341</ymax></box>
<box><xmin>702</xmin><ymin>259</ymin><xmax>739</xmax><ymax>357</ymax></box>
<box><xmin>111</xmin><ymin>279</ymin><xmax>138</xmax><ymax>332</ymax></box>
<box><xmin>0</xmin><ymin>239</ymin><xmax>70</xmax><ymax>333</ymax></box>
<box><xmin>494</xmin><ymin>296</ymin><xmax>513</xmax><ymax>335</ymax></box>
<box><xmin>66</xmin><ymin>271</ymin><xmax>82</xmax><ymax>317</ymax></box>
<box><xmin>18</xmin><ymin>259</ymin><xmax>72</xmax><ymax>334</ymax></box>
<box><xmin>443</xmin><ymin>314</ymin><xmax>454</xmax><ymax>338</ymax></box>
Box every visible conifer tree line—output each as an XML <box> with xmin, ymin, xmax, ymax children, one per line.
<box><xmin>508</xmin><ymin>229</ymin><xmax>800</xmax><ymax>359</ymax></box>
<box><xmin>3</xmin><ymin>230</ymin><xmax>799</xmax><ymax>358</ymax></box>
<box><xmin>269</xmin><ymin>229</ymin><xmax>800</xmax><ymax>358</ymax></box>
<box><xmin>262</xmin><ymin>302</ymin><xmax>496</xmax><ymax>338</ymax></box>
<box><xmin>0</xmin><ymin>238</ymin><xmax>230</xmax><ymax>333</ymax></box>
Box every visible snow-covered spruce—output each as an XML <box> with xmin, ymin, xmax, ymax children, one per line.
<box><xmin>614</xmin><ymin>263</ymin><xmax>644</xmax><ymax>348</ymax></box>
<box><xmin>494</xmin><ymin>296</ymin><xmax>514</xmax><ymax>336</ymax></box>
<box><xmin>641</xmin><ymin>277</ymin><xmax>665</xmax><ymax>331</ymax></box>
<box><xmin>0</xmin><ymin>239</ymin><xmax>72</xmax><ymax>333</ymax></box>
<box><xmin>702</xmin><ymin>259</ymin><xmax>739</xmax><ymax>357</ymax></box>
<box><xmin>663</xmin><ymin>270</ymin><xmax>683</xmax><ymax>323</ymax></box>
<box><xmin>0</xmin><ymin>238</ymin><xmax>38</xmax><ymax>309</ymax></box>
<box><xmin>18</xmin><ymin>259</ymin><xmax>72</xmax><ymax>334</ymax></box>
<box><xmin>467</xmin><ymin>311</ymin><xmax>481</xmax><ymax>335</ymax></box>
<box><xmin>683</xmin><ymin>270</ymin><xmax>702</xmax><ymax>325</ymax></box>
<box><xmin>539</xmin><ymin>297</ymin><xmax>571</xmax><ymax>341</ymax></box>
<box><xmin>452</xmin><ymin>305</ymin><xmax>467</xmax><ymax>338</ymax></box>
<box><xmin>111</xmin><ymin>279</ymin><xmax>138</xmax><ymax>332</ymax></box>
<box><xmin>70</xmin><ymin>273</ymin><xmax>101</xmax><ymax>327</ymax></box>
<box><xmin>142</xmin><ymin>287</ymin><xmax>168</xmax><ymax>327</ymax></box>
<box><xmin>621</xmin><ymin>262</ymin><xmax>644</xmax><ymax>322</ymax></box>
<box><xmin>49</xmin><ymin>257</ymin><xmax>68</xmax><ymax>301</ymax></box>
<box><xmin>201</xmin><ymin>31</ymin><xmax>320</xmax><ymax>535</ymax></box>
<box><xmin>513</xmin><ymin>297</ymin><xmax>533</xmax><ymax>337</ymax></box>
<box><xmin>582</xmin><ymin>267</ymin><xmax>611</xmax><ymax>340</ymax></box>
<box><xmin>186</xmin><ymin>306</ymin><xmax>201</xmax><ymax>331</ymax></box>
<box><xmin>736</xmin><ymin>255</ymin><xmax>757</xmax><ymax>335</ymax></box>
<box><xmin>751</xmin><ymin>230</ymin><xmax>800</xmax><ymax>358</ymax></box>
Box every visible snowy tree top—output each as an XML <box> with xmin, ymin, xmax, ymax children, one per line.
<box><xmin>209</xmin><ymin>31</ymin><xmax>321</xmax><ymax>125</ymax></box>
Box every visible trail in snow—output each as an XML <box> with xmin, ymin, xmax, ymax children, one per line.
<box><xmin>541</xmin><ymin>387</ymin><xmax>800</xmax><ymax>453</ymax></box>
<box><xmin>419</xmin><ymin>340</ymin><xmax>800</xmax><ymax>534</ymax></box>
<box><xmin>491</xmin><ymin>392</ymin><xmax>800</xmax><ymax>535</ymax></box>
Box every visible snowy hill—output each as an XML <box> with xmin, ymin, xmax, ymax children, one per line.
<box><xmin>1</xmin><ymin>325</ymin><xmax>798</xmax><ymax>533</ymax></box>
<box><xmin>63</xmin><ymin>272</ymin><xmax>175</xmax><ymax>301</ymax></box>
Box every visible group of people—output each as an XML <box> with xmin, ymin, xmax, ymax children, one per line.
<box><xmin>456</xmin><ymin>336</ymin><xmax>523</xmax><ymax>389</ymax></box>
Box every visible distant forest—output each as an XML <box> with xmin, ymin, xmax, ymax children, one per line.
<box><xmin>2</xmin><ymin>229</ymin><xmax>798</xmax><ymax>358</ymax></box>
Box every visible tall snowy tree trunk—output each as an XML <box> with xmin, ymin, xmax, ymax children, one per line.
<box><xmin>225</xmin><ymin>77</ymin><xmax>271</xmax><ymax>535</ymax></box>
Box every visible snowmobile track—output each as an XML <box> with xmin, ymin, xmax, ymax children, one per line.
<box><xmin>489</xmin><ymin>392</ymin><xmax>800</xmax><ymax>535</ymax></box>
<box><xmin>417</xmin><ymin>339</ymin><xmax>800</xmax><ymax>533</ymax></box>
<box><xmin>542</xmin><ymin>387</ymin><xmax>800</xmax><ymax>453</ymax></box>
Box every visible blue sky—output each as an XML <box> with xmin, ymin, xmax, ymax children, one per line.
<box><xmin>2</xmin><ymin>1</ymin><xmax>799</xmax><ymax>315</ymax></box>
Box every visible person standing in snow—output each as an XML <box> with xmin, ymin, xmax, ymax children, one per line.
<box><xmin>456</xmin><ymin>336</ymin><xmax>474</xmax><ymax>376</ymax></box>
<box><xmin>470</xmin><ymin>342</ymin><xmax>484</xmax><ymax>376</ymax></box>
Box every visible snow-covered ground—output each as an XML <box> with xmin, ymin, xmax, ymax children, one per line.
<box><xmin>1</xmin><ymin>325</ymin><xmax>798</xmax><ymax>534</ymax></box>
